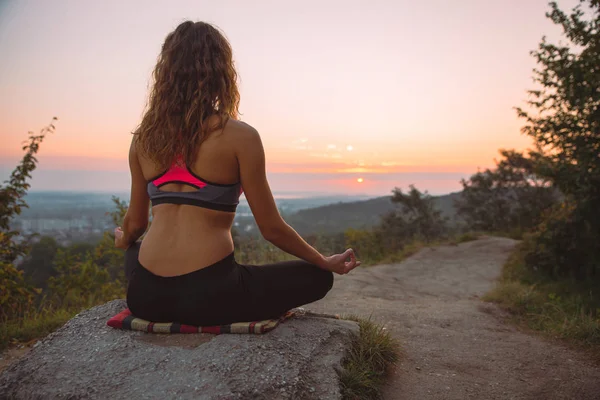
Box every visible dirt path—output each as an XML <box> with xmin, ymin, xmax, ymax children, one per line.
<box><xmin>309</xmin><ymin>236</ymin><xmax>600</xmax><ymax>400</ymax></box>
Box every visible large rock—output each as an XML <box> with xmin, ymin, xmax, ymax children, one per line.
<box><xmin>0</xmin><ymin>300</ymin><xmax>358</xmax><ymax>400</ymax></box>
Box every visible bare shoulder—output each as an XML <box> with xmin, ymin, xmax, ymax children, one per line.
<box><xmin>225</xmin><ymin>119</ymin><xmax>262</xmax><ymax>148</ymax></box>
<box><xmin>226</xmin><ymin>119</ymin><xmax>259</xmax><ymax>137</ymax></box>
<box><xmin>129</xmin><ymin>135</ymin><xmax>139</xmax><ymax>158</ymax></box>
<box><xmin>130</xmin><ymin>135</ymin><xmax>149</xmax><ymax>163</ymax></box>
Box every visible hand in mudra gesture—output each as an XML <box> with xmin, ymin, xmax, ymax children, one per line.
<box><xmin>322</xmin><ymin>248</ymin><xmax>361</xmax><ymax>275</ymax></box>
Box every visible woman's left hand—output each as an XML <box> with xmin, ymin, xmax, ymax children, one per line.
<box><xmin>114</xmin><ymin>227</ymin><xmax>129</xmax><ymax>249</ymax></box>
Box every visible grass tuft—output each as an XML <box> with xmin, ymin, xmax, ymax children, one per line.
<box><xmin>339</xmin><ymin>315</ymin><xmax>401</xmax><ymax>399</ymax></box>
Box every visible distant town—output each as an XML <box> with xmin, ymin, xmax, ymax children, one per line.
<box><xmin>12</xmin><ymin>191</ymin><xmax>372</xmax><ymax>245</ymax></box>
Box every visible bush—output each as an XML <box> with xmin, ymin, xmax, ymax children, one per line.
<box><xmin>0</xmin><ymin>118</ymin><xmax>57</xmax><ymax>321</ymax></box>
<box><xmin>19</xmin><ymin>236</ymin><xmax>61</xmax><ymax>289</ymax></box>
<box><xmin>521</xmin><ymin>202</ymin><xmax>600</xmax><ymax>281</ymax></box>
<box><xmin>487</xmin><ymin>280</ymin><xmax>600</xmax><ymax>344</ymax></box>
<box><xmin>344</xmin><ymin>229</ymin><xmax>385</xmax><ymax>265</ymax></box>
<box><xmin>455</xmin><ymin>149</ymin><xmax>557</xmax><ymax>234</ymax></box>
<box><xmin>513</xmin><ymin>0</ymin><xmax>600</xmax><ymax>283</ymax></box>
<box><xmin>234</xmin><ymin>235</ymin><xmax>296</xmax><ymax>265</ymax></box>
<box><xmin>0</xmin><ymin>263</ymin><xmax>39</xmax><ymax>321</ymax></box>
<box><xmin>47</xmin><ymin>248</ymin><xmax>124</xmax><ymax>310</ymax></box>
<box><xmin>385</xmin><ymin>185</ymin><xmax>448</xmax><ymax>243</ymax></box>
<box><xmin>485</xmin><ymin>250</ymin><xmax>600</xmax><ymax>348</ymax></box>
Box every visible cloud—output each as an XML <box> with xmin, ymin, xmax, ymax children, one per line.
<box><xmin>308</xmin><ymin>152</ymin><xmax>331</xmax><ymax>158</ymax></box>
<box><xmin>291</xmin><ymin>138</ymin><xmax>312</xmax><ymax>151</ymax></box>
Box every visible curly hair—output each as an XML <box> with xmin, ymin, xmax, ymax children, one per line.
<box><xmin>133</xmin><ymin>21</ymin><xmax>240</xmax><ymax>169</ymax></box>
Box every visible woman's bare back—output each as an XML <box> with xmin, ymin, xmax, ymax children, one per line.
<box><xmin>135</xmin><ymin>117</ymin><xmax>251</xmax><ymax>276</ymax></box>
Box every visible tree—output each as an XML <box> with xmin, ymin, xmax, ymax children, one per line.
<box><xmin>381</xmin><ymin>185</ymin><xmax>447</xmax><ymax>244</ymax></box>
<box><xmin>455</xmin><ymin>149</ymin><xmax>557</xmax><ymax>235</ymax></box>
<box><xmin>515</xmin><ymin>0</ymin><xmax>600</xmax><ymax>279</ymax></box>
<box><xmin>40</xmin><ymin>196</ymin><xmax>126</xmax><ymax>310</ymax></box>
<box><xmin>516</xmin><ymin>1</ymin><xmax>600</xmax><ymax>204</ymax></box>
<box><xmin>47</xmin><ymin>249</ymin><xmax>123</xmax><ymax>310</ymax></box>
<box><xmin>0</xmin><ymin>118</ymin><xmax>57</xmax><ymax>264</ymax></box>
<box><xmin>0</xmin><ymin>118</ymin><xmax>57</xmax><ymax>320</ymax></box>
<box><xmin>92</xmin><ymin>196</ymin><xmax>127</xmax><ymax>280</ymax></box>
<box><xmin>18</xmin><ymin>236</ymin><xmax>62</xmax><ymax>289</ymax></box>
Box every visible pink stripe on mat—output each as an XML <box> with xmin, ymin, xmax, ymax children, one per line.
<box><xmin>107</xmin><ymin>308</ymin><xmax>297</xmax><ymax>335</ymax></box>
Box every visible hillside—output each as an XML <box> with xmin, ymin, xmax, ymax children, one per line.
<box><xmin>283</xmin><ymin>191</ymin><xmax>463</xmax><ymax>236</ymax></box>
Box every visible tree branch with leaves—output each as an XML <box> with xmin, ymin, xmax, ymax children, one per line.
<box><xmin>0</xmin><ymin>117</ymin><xmax>57</xmax><ymax>320</ymax></box>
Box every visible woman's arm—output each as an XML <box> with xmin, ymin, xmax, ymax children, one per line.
<box><xmin>115</xmin><ymin>138</ymin><xmax>150</xmax><ymax>249</ymax></box>
<box><xmin>236</xmin><ymin>125</ymin><xmax>359</xmax><ymax>274</ymax></box>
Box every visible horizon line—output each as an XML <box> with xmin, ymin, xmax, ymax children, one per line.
<box><xmin>25</xmin><ymin>188</ymin><xmax>462</xmax><ymax>197</ymax></box>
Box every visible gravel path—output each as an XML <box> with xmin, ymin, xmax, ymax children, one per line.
<box><xmin>309</xmin><ymin>236</ymin><xmax>600</xmax><ymax>400</ymax></box>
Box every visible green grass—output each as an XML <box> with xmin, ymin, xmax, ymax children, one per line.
<box><xmin>452</xmin><ymin>231</ymin><xmax>480</xmax><ymax>244</ymax></box>
<box><xmin>0</xmin><ymin>308</ymin><xmax>75</xmax><ymax>352</ymax></box>
<box><xmin>339</xmin><ymin>315</ymin><xmax>401</xmax><ymax>400</ymax></box>
<box><xmin>236</xmin><ymin>231</ymin><xmax>486</xmax><ymax>269</ymax></box>
<box><xmin>378</xmin><ymin>233</ymin><xmax>482</xmax><ymax>265</ymax></box>
<box><xmin>379</xmin><ymin>241</ymin><xmax>427</xmax><ymax>264</ymax></box>
<box><xmin>484</xmin><ymin>248</ymin><xmax>600</xmax><ymax>357</ymax></box>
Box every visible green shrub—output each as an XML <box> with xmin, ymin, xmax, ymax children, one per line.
<box><xmin>384</xmin><ymin>185</ymin><xmax>448</xmax><ymax>244</ymax></box>
<box><xmin>513</xmin><ymin>0</ymin><xmax>600</xmax><ymax>283</ymax></box>
<box><xmin>47</xmin><ymin>249</ymin><xmax>124</xmax><ymax>310</ymax></box>
<box><xmin>522</xmin><ymin>202</ymin><xmax>600</xmax><ymax>281</ymax></box>
<box><xmin>0</xmin><ymin>118</ymin><xmax>57</xmax><ymax>321</ymax></box>
<box><xmin>486</xmin><ymin>248</ymin><xmax>600</xmax><ymax>352</ymax></box>
<box><xmin>455</xmin><ymin>150</ymin><xmax>557</xmax><ymax>235</ymax></box>
<box><xmin>0</xmin><ymin>262</ymin><xmax>39</xmax><ymax>321</ymax></box>
<box><xmin>344</xmin><ymin>229</ymin><xmax>385</xmax><ymax>265</ymax></box>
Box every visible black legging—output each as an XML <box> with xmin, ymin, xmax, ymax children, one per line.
<box><xmin>124</xmin><ymin>242</ymin><xmax>333</xmax><ymax>326</ymax></box>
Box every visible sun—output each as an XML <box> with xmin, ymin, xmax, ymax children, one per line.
<box><xmin>357</xmin><ymin>178</ymin><xmax>364</xmax><ymax>183</ymax></box>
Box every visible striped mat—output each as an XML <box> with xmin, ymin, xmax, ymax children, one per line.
<box><xmin>107</xmin><ymin>308</ymin><xmax>296</xmax><ymax>334</ymax></box>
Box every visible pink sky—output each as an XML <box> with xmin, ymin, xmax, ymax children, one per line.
<box><xmin>0</xmin><ymin>0</ymin><xmax>577</xmax><ymax>195</ymax></box>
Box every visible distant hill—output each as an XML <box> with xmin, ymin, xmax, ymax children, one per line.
<box><xmin>283</xmin><ymin>191</ymin><xmax>463</xmax><ymax>235</ymax></box>
<box><xmin>235</xmin><ymin>194</ymin><xmax>372</xmax><ymax>215</ymax></box>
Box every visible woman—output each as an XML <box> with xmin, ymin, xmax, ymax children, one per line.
<box><xmin>115</xmin><ymin>21</ymin><xmax>360</xmax><ymax>326</ymax></box>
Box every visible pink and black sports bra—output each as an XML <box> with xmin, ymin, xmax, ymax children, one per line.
<box><xmin>147</xmin><ymin>157</ymin><xmax>242</xmax><ymax>212</ymax></box>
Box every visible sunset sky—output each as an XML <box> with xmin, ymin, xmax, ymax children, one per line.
<box><xmin>0</xmin><ymin>0</ymin><xmax>577</xmax><ymax>196</ymax></box>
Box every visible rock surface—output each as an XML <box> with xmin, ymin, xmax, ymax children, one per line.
<box><xmin>0</xmin><ymin>300</ymin><xmax>358</xmax><ymax>400</ymax></box>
